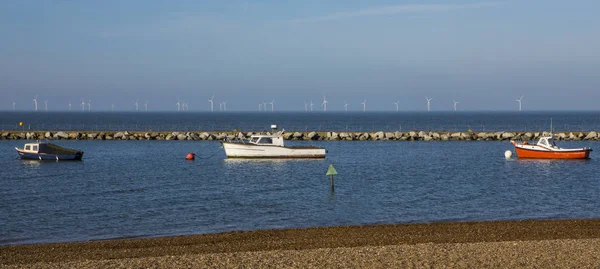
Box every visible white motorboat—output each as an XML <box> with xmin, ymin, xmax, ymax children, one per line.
<box><xmin>221</xmin><ymin>130</ymin><xmax>326</xmax><ymax>159</ymax></box>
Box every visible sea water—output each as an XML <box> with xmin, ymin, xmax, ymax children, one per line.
<box><xmin>1</xmin><ymin>138</ymin><xmax>599</xmax><ymax>245</ymax></box>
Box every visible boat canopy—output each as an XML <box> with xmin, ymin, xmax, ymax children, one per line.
<box><xmin>537</xmin><ymin>136</ymin><xmax>557</xmax><ymax>147</ymax></box>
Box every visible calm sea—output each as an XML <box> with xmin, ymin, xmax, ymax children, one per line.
<box><xmin>1</xmin><ymin>111</ymin><xmax>600</xmax><ymax>132</ymax></box>
<box><xmin>1</xmin><ymin>138</ymin><xmax>599</xmax><ymax>245</ymax></box>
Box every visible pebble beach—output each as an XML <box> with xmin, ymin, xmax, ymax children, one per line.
<box><xmin>2</xmin><ymin>219</ymin><xmax>599</xmax><ymax>268</ymax></box>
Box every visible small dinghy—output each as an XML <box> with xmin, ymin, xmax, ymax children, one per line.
<box><xmin>15</xmin><ymin>141</ymin><xmax>84</xmax><ymax>161</ymax></box>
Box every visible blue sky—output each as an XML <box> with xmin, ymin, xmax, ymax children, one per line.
<box><xmin>1</xmin><ymin>0</ymin><xmax>600</xmax><ymax>111</ymax></box>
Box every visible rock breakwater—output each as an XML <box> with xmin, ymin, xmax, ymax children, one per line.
<box><xmin>1</xmin><ymin>130</ymin><xmax>599</xmax><ymax>141</ymax></box>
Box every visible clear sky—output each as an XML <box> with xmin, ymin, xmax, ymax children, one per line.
<box><xmin>1</xmin><ymin>0</ymin><xmax>599</xmax><ymax>111</ymax></box>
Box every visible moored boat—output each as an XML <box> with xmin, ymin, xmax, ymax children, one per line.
<box><xmin>510</xmin><ymin>135</ymin><xmax>592</xmax><ymax>159</ymax></box>
<box><xmin>15</xmin><ymin>141</ymin><xmax>84</xmax><ymax>161</ymax></box>
<box><xmin>221</xmin><ymin>127</ymin><xmax>326</xmax><ymax>159</ymax></box>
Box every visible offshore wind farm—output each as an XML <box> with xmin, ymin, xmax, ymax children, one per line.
<box><xmin>2</xmin><ymin>1</ymin><xmax>600</xmax><ymax>267</ymax></box>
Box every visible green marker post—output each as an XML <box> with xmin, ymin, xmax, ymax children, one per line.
<box><xmin>326</xmin><ymin>164</ymin><xmax>338</xmax><ymax>191</ymax></box>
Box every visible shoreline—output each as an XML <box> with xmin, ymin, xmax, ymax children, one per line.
<box><xmin>1</xmin><ymin>130</ymin><xmax>599</xmax><ymax>141</ymax></box>
<box><xmin>2</xmin><ymin>219</ymin><xmax>600</xmax><ymax>267</ymax></box>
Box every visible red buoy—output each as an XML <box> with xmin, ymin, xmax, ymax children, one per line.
<box><xmin>185</xmin><ymin>153</ymin><xmax>195</xmax><ymax>160</ymax></box>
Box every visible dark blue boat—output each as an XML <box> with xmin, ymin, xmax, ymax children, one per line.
<box><xmin>15</xmin><ymin>142</ymin><xmax>84</xmax><ymax>161</ymax></box>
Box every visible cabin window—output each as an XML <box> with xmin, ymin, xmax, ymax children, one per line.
<box><xmin>25</xmin><ymin>145</ymin><xmax>30</xmax><ymax>150</ymax></box>
<box><xmin>259</xmin><ymin>137</ymin><xmax>273</xmax><ymax>144</ymax></box>
<box><xmin>32</xmin><ymin>145</ymin><xmax>38</xmax><ymax>151</ymax></box>
<box><xmin>250</xmin><ymin>137</ymin><xmax>259</xmax><ymax>143</ymax></box>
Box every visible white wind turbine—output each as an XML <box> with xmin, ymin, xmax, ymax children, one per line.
<box><xmin>33</xmin><ymin>95</ymin><xmax>38</xmax><ymax>111</ymax></box>
<box><xmin>425</xmin><ymin>97</ymin><xmax>433</xmax><ymax>112</ymax></box>
<box><xmin>134</xmin><ymin>99</ymin><xmax>139</xmax><ymax>111</ymax></box>
<box><xmin>309</xmin><ymin>100</ymin><xmax>314</xmax><ymax>111</ymax></box>
<box><xmin>87</xmin><ymin>100</ymin><xmax>91</xmax><ymax>111</ymax></box>
<box><xmin>222</xmin><ymin>101</ymin><xmax>227</xmax><ymax>111</ymax></box>
<box><xmin>321</xmin><ymin>96</ymin><xmax>328</xmax><ymax>112</ymax></box>
<box><xmin>176</xmin><ymin>100</ymin><xmax>181</xmax><ymax>111</ymax></box>
<box><xmin>393</xmin><ymin>100</ymin><xmax>399</xmax><ymax>112</ymax></box>
<box><xmin>516</xmin><ymin>95</ymin><xmax>523</xmax><ymax>111</ymax></box>
<box><xmin>269</xmin><ymin>99</ymin><xmax>275</xmax><ymax>112</ymax></box>
<box><xmin>44</xmin><ymin>100</ymin><xmax>48</xmax><ymax>111</ymax></box>
<box><xmin>182</xmin><ymin>102</ymin><xmax>188</xmax><ymax>111</ymax></box>
<box><xmin>453</xmin><ymin>100</ymin><xmax>459</xmax><ymax>111</ymax></box>
<box><xmin>80</xmin><ymin>99</ymin><xmax>86</xmax><ymax>111</ymax></box>
<box><xmin>258</xmin><ymin>103</ymin><xmax>262</xmax><ymax>111</ymax></box>
<box><xmin>68</xmin><ymin>100</ymin><xmax>72</xmax><ymax>111</ymax></box>
<box><xmin>12</xmin><ymin>100</ymin><xmax>16</xmax><ymax>111</ymax></box>
<box><xmin>344</xmin><ymin>101</ymin><xmax>348</xmax><ymax>112</ymax></box>
<box><xmin>144</xmin><ymin>101</ymin><xmax>148</xmax><ymax>112</ymax></box>
<box><xmin>208</xmin><ymin>95</ymin><xmax>215</xmax><ymax>112</ymax></box>
<box><xmin>361</xmin><ymin>99</ymin><xmax>366</xmax><ymax>112</ymax></box>
<box><xmin>263</xmin><ymin>102</ymin><xmax>267</xmax><ymax>112</ymax></box>
<box><xmin>304</xmin><ymin>102</ymin><xmax>308</xmax><ymax>111</ymax></box>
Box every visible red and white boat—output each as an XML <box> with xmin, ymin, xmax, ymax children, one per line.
<box><xmin>511</xmin><ymin>135</ymin><xmax>592</xmax><ymax>159</ymax></box>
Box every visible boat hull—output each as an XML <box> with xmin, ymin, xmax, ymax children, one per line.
<box><xmin>16</xmin><ymin>150</ymin><xmax>84</xmax><ymax>161</ymax></box>
<box><xmin>222</xmin><ymin>142</ymin><xmax>326</xmax><ymax>159</ymax></box>
<box><xmin>514</xmin><ymin>147</ymin><xmax>591</xmax><ymax>159</ymax></box>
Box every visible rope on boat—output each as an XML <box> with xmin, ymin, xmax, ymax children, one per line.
<box><xmin>186</xmin><ymin>145</ymin><xmax>223</xmax><ymax>160</ymax></box>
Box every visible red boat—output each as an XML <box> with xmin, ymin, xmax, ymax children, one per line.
<box><xmin>511</xmin><ymin>136</ymin><xmax>592</xmax><ymax>159</ymax></box>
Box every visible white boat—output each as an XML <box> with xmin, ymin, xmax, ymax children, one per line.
<box><xmin>222</xmin><ymin>133</ymin><xmax>326</xmax><ymax>159</ymax></box>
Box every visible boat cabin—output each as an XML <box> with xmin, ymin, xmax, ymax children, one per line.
<box><xmin>248</xmin><ymin>135</ymin><xmax>285</xmax><ymax>147</ymax></box>
<box><xmin>21</xmin><ymin>142</ymin><xmax>40</xmax><ymax>153</ymax></box>
<box><xmin>537</xmin><ymin>136</ymin><xmax>558</xmax><ymax>148</ymax></box>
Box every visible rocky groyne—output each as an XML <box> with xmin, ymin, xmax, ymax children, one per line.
<box><xmin>1</xmin><ymin>130</ymin><xmax>599</xmax><ymax>141</ymax></box>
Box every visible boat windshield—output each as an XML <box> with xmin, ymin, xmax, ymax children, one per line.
<box><xmin>250</xmin><ymin>137</ymin><xmax>259</xmax><ymax>143</ymax></box>
<box><xmin>258</xmin><ymin>137</ymin><xmax>273</xmax><ymax>144</ymax></box>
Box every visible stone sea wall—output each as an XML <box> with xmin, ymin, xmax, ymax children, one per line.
<box><xmin>1</xmin><ymin>130</ymin><xmax>599</xmax><ymax>141</ymax></box>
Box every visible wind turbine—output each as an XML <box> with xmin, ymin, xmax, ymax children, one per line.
<box><xmin>44</xmin><ymin>100</ymin><xmax>48</xmax><ymax>111</ymax></box>
<box><xmin>144</xmin><ymin>100</ymin><xmax>148</xmax><ymax>112</ymax></box>
<box><xmin>309</xmin><ymin>101</ymin><xmax>314</xmax><ymax>111</ymax></box>
<box><xmin>33</xmin><ymin>95</ymin><xmax>38</xmax><ymax>111</ymax></box>
<box><xmin>269</xmin><ymin>99</ymin><xmax>274</xmax><ymax>112</ymax></box>
<box><xmin>87</xmin><ymin>100</ymin><xmax>91</xmax><ymax>111</ymax></box>
<box><xmin>134</xmin><ymin>99</ymin><xmax>139</xmax><ymax>111</ymax></box>
<box><xmin>222</xmin><ymin>101</ymin><xmax>227</xmax><ymax>111</ymax></box>
<box><xmin>516</xmin><ymin>95</ymin><xmax>523</xmax><ymax>111</ymax></box>
<box><xmin>263</xmin><ymin>102</ymin><xmax>267</xmax><ymax>112</ymax></box>
<box><xmin>182</xmin><ymin>102</ymin><xmax>188</xmax><ymax>111</ymax></box>
<box><xmin>12</xmin><ymin>101</ymin><xmax>15</xmax><ymax>111</ymax></box>
<box><xmin>321</xmin><ymin>96</ymin><xmax>328</xmax><ymax>112</ymax></box>
<box><xmin>453</xmin><ymin>100</ymin><xmax>459</xmax><ymax>111</ymax></box>
<box><xmin>425</xmin><ymin>97</ymin><xmax>433</xmax><ymax>112</ymax></box>
<box><xmin>68</xmin><ymin>100</ymin><xmax>72</xmax><ymax>111</ymax></box>
<box><xmin>304</xmin><ymin>102</ymin><xmax>308</xmax><ymax>111</ymax></box>
<box><xmin>208</xmin><ymin>95</ymin><xmax>214</xmax><ymax>112</ymax></box>
<box><xmin>80</xmin><ymin>99</ymin><xmax>86</xmax><ymax>111</ymax></box>
<box><xmin>258</xmin><ymin>103</ymin><xmax>262</xmax><ymax>111</ymax></box>
<box><xmin>344</xmin><ymin>101</ymin><xmax>348</xmax><ymax>112</ymax></box>
<box><xmin>393</xmin><ymin>100</ymin><xmax>399</xmax><ymax>112</ymax></box>
<box><xmin>176</xmin><ymin>100</ymin><xmax>181</xmax><ymax>111</ymax></box>
<box><xmin>361</xmin><ymin>99</ymin><xmax>366</xmax><ymax>112</ymax></box>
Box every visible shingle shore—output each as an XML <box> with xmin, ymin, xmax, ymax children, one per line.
<box><xmin>2</xmin><ymin>130</ymin><xmax>599</xmax><ymax>141</ymax></box>
<box><xmin>2</xmin><ymin>219</ymin><xmax>599</xmax><ymax>268</ymax></box>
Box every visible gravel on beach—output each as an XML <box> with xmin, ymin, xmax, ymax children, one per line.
<box><xmin>2</xmin><ymin>219</ymin><xmax>600</xmax><ymax>268</ymax></box>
